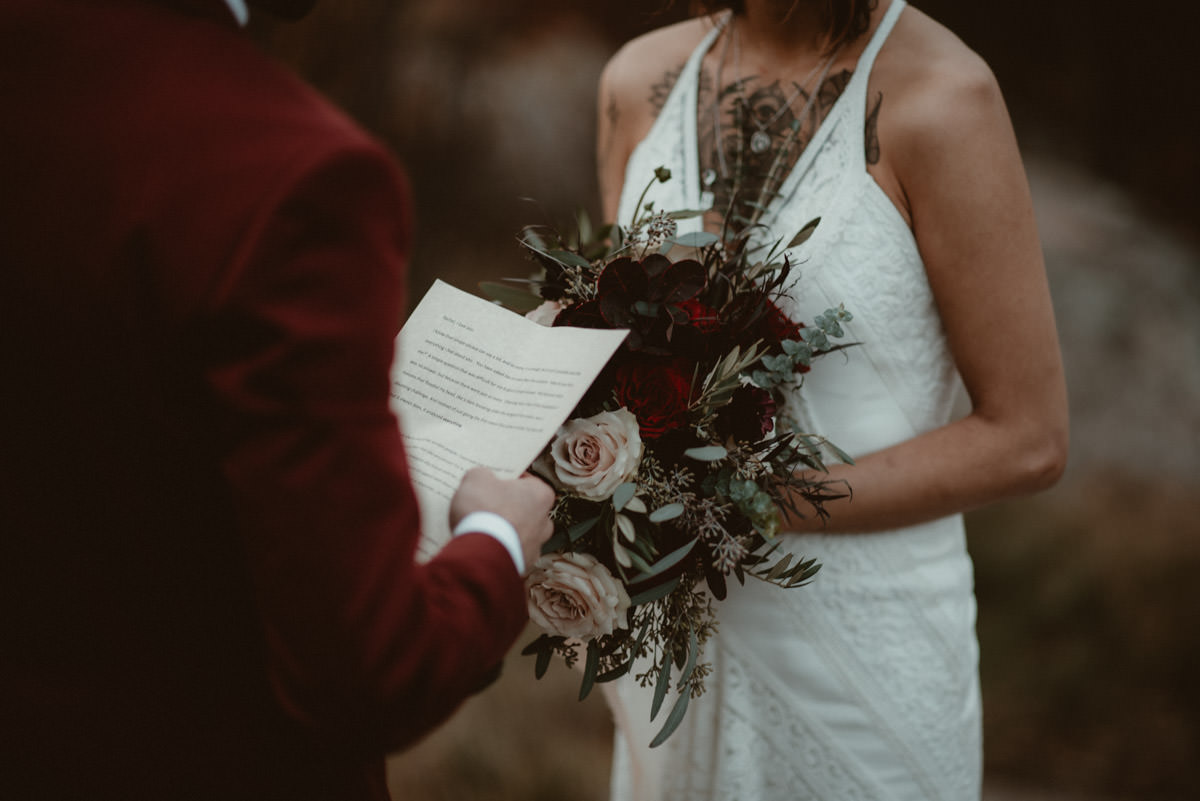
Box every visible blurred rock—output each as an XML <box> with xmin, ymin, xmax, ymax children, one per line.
<box><xmin>1028</xmin><ymin>153</ymin><xmax>1200</xmax><ymax>484</ymax></box>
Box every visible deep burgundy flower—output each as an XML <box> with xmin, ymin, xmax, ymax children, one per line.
<box><xmin>762</xmin><ymin>299</ymin><xmax>803</xmax><ymax>345</ymax></box>
<box><xmin>715</xmin><ymin>385</ymin><xmax>777</xmax><ymax>442</ymax></box>
<box><xmin>613</xmin><ymin>360</ymin><xmax>693</xmax><ymax>439</ymax></box>
<box><xmin>581</xmin><ymin>255</ymin><xmax>707</xmax><ymax>354</ymax></box>
<box><xmin>677</xmin><ymin>298</ymin><xmax>722</xmax><ymax>333</ymax></box>
<box><xmin>758</xmin><ymin>299</ymin><xmax>811</xmax><ymax>373</ymax></box>
<box><xmin>553</xmin><ymin>299</ymin><xmax>608</xmax><ymax>330</ymax></box>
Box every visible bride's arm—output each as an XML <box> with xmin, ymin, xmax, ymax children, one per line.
<box><xmin>596</xmin><ymin>20</ymin><xmax>707</xmax><ymax>221</ymax></box>
<box><xmin>596</xmin><ymin>56</ymin><xmax>629</xmax><ymax>223</ymax></box>
<box><xmin>786</xmin><ymin>38</ymin><xmax>1068</xmax><ymax>533</ymax></box>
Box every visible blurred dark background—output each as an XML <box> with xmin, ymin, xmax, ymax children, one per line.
<box><xmin>253</xmin><ymin>2</ymin><xmax>1200</xmax><ymax>799</ymax></box>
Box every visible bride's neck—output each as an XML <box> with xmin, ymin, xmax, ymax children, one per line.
<box><xmin>737</xmin><ymin>0</ymin><xmax>830</xmax><ymax>58</ymax></box>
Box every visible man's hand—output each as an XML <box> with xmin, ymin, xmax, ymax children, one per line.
<box><xmin>449</xmin><ymin>467</ymin><xmax>555</xmax><ymax>572</ymax></box>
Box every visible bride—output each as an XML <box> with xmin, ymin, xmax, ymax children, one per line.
<box><xmin>596</xmin><ymin>0</ymin><xmax>1068</xmax><ymax>799</ymax></box>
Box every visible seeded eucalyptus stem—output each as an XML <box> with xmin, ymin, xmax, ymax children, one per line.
<box><xmin>629</xmin><ymin>168</ymin><xmax>673</xmax><ymax>233</ymax></box>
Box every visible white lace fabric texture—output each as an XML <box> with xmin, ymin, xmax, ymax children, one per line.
<box><xmin>609</xmin><ymin>2</ymin><xmax>983</xmax><ymax>799</ymax></box>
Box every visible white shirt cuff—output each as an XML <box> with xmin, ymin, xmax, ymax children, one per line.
<box><xmin>452</xmin><ymin>511</ymin><xmax>524</xmax><ymax>574</ymax></box>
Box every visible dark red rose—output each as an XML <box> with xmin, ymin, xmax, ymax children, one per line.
<box><xmin>677</xmin><ymin>298</ymin><xmax>722</xmax><ymax>333</ymax></box>
<box><xmin>714</xmin><ymin>385</ymin><xmax>777</xmax><ymax>442</ymax></box>
<box><xmin>614</xmin><ymin>360</ymin><xmax>692</xmax><ymax>439</ymax></box>
<box><xmin>762</xmin><ymin>299</ymin><xmax>803</xmax><ymax>344</ymax></box>
<box><xmin>761</xmin><ymin>300</ymin><xmax>811</xmax><ymax>373</ymax></box>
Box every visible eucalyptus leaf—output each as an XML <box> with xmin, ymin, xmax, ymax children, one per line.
<box><xmin>613</xmin><ymin>542</ymin><xmax>633</xmax><ymax>568</ymax></box>
<box><xmin>520</xmin><ymin>634</ymin><xmax>555</xmax><ymax>657</ymax></box>
<box><xmin>612</xmin><ymin>482</ymin><xmax>637</xmax><ymax>512</ymax></box>
<box><xmin>750</xmin><ymin>370</ymin><xmax>774</xmax><ymax>388</ymax></box>
<box><xmin>629</xmin><ymin>575</ymin><xmax>681</xmax><ymax>608</ymax></box>
<box><xmin>627</xmin><ymin>550</ymin><xmax>654</xmax><ymax>575</ymax></box>
<box><xmin>683</xmin><ymin>445</ymin><xmax>728</xmax><ymax>462</ymax></box>
<box><xmin>667</xmin><ymin>208</ymin><xmax>707</xmax><ymax>220</ymax></box>
<box><xmin>547</xmin><ymin>249</ymin><xmax>592</xmax><ymax>269</ymax></box>
<box><xmin>576</xmin><ymin>208</ymin><xmax>593</xmax><ymax>245</ymax></box>
<box><xmin>651</xmin><ymin>658</ymin><xmax>672</xmax><ymax>720</ymax></box>
<box><xmin>800</xmin><ymin>327</ymin><xmax>830</xmax><ymax>350</ymax></box>
<box><xmin>647</xmin><ymin>502</ymin><xmax>685</xmax><ymax>523</ymax></box>
<box><xmin>782</xmin><ymin>339</ymin><xmax>814</xmax><ymax>362</ymax></box>
<box><xmin>761</xmin><ymin>354</ymin><xmax>792</xmax><ymax>373</ymax></box>
<box><xmin>578</xmin><ymin>641</ymin><xmax>600</xmax><ymax>701</ymax></box>
<box><xmin>649</xmin><ymin>689</ymin><xmax>691</xmax><ymax>748</ymax></box>
<box><xmin>765</xmin><ymin>553</ymin><xmax>794</xmax><ymax>582</ymax></box>
<box><xmin>478</xmin><ymin>281</ymin><xmax>543</xmax><ymax>314</ymax></box>
<box><xmin>616</xmin><ymin>513</ymin><xmax>637</xmax><ymax>543</ymax></box>
<box><xmin>520</xmin><ymin>226</ymin><xmax>547</xmax><ymax>249</ymax></box>
<box><xmin>624</xmin><ymin>496</ymin><xmax>648</xmax><ymax>514</ymax></box>
<box><xmin>534</xmin><ymin>646</ymin><xmax>553</xmax><ymax>679</ymax></box>
<box><xmin>825</xmin><ymin>439</ymin><xmax>856</xmax><ymax>465</ymax></box>
<box><xmin>670</xmin><ymin>231</ymin><xmax>720</xmax><ymax>249</ymax></box>
<box><xmin>818</xmin><ymin>315</ymin><xmax>844</xmax><ymax>338</ymax></box>
<box><xmin>596</xmin><ymin>657</ymin><xmax>634</xmax><ymax>683</ymax></box>
<box><xmin>632</xmin><ymin>621</ymin><xmax>652</xmax><ymax>656</ymax></box>
<box><xmin>567</xmin><ymin>516</ymin><xmax>600</xmax><ymax>542</ymax></box>
<box><xmin>541</xmin><ymin>531</ymin><xmax>568</xmax><ymax>554</ymax></box>
<box><xmin>705</xmin><ymin>565</ymin><xmax>727</xmax><ymax>600</ymax></box>
<box><xmin>787</xmin><ymin>217</ymin><xmax>821</xmax><ymax>249</ymax></box>
<box><xmin>786</xmin><ymin>561</ymin><xmax>822</xmax><ymax>587</ymax></box>
<box><xmin>680</xmin><ymin>625</ymin><xmax>699</xmax><ymax>687</ymax></box>
<box><xmin>629</xmin><ymin>538</ymin><xmax>697</xmax><ymax>583</ymax></box>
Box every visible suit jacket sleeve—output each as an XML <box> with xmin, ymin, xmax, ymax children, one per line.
<box><xmin>201</xmin><ymin>141</ymin><xmax>526</xmax><ymax>754</ymax></box>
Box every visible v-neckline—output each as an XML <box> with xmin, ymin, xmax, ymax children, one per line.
<box><xmin>681</xmin><ymin>0</ymin><xmax>904</xmax><ymax>225</ymax></box>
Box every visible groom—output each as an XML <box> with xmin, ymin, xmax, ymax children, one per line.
<box><xmin>0</xmin><ymin>0</ymin><xmax>553</xmax><ymax>799</ymax></box>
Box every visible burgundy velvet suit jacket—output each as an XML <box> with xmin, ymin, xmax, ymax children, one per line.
<box><xmin>0</xmin><ymin>1</ymin><xmax>527</xmax><ymax>798</ymax></box>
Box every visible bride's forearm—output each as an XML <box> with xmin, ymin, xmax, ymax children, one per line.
<box><xmin>783</xmin><ymin>412</ymin><xmax>1067</xmax><ymax>534</ymax></box>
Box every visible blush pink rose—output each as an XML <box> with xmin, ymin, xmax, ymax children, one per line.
<box><xmin>543</xmin><ymin>408</ymin><xmax>642</xmax><ymax>501</ymax></box>
<box><xmin>526</xmin><ymin>552</ymin><xmax>631</xmax><ymax>639</ymax></box>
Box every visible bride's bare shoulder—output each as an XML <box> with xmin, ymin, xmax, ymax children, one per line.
<box><xmin>881</xmin><ymin>7</ymin><xmax>998</xmax><ymax>100</ymax></box>
<box><xmin>876</xmin><ymin>7</ymin><xmax>1012</xmax><ymax>163</ymax></box>
<box><xmin>600</xmin><ymin>16</ymin><xmax>720</xmax><ymax>117</ymax></box>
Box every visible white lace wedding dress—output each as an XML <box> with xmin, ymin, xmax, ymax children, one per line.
<box><xmin>606</xmin><ymin>2</ymin><xmax>983</xmax><ymax>799</ymax></box>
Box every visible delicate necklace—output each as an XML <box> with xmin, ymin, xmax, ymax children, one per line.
<box><xmin>732</xmin><ymin>21</ymin><xmax>842</xmax><ymax>154</ymax></box>
<box><xmin>705</xmin><ymin>12</ymin><xmax>737</xmax><ymax>187</ymax></box>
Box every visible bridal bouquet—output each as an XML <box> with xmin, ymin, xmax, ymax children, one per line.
<box><xmin>486</xmin><ymin>167</ymin><xmax>853</xmax><ymax>745</ymax></box>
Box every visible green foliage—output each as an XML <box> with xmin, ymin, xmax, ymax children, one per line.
<box><xmin>509</xmin><ymin>161</ymin><xmax>862</xmax><ymax>744</ymax></box>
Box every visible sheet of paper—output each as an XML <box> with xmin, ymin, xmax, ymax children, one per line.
<box><xmin>390</xmin><ymin>280</ymin><xmax>627</xmax><ymax>559</ymax></box>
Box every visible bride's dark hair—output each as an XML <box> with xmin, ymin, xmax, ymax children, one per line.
<box><xmin>685</xmin><ymin>0</ymin><xmax>878</xmax><ymax>51</ymax></box>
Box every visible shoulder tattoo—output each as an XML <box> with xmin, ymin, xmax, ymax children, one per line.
<box><xmin>865</xmin><ymin>91</ymin><xmax>882</xmax><ymax>165</ymax></box>
<box><xmin>648</xmin><ymin>65</ymin><xmax>685</xmax><ymax>117</ymax></box>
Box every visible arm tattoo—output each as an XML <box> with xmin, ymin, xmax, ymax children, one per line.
<box><xmin>865</xmin><ymin>91</ymin><xmax>882</xmax><ymax>165</ymax></box>
<box><xmin>820</xmin><ymin>69</ymin><xmax>853</xmax><ymax>115</ymax></box>
<box><xmin>648</xmin><ymin>65</ymin><xmax>685</xmax><ymax>117</ymax></box>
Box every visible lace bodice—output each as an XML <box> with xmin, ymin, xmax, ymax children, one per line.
<box><xmin>619</xmin><ymin>1</ymin><xmax>967</xmax><ymax>455</ymax></box>
<box><xmin>608</xmin><ymin>3</ymin><xmax>983</xmax><ymax>799</ymax></box>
